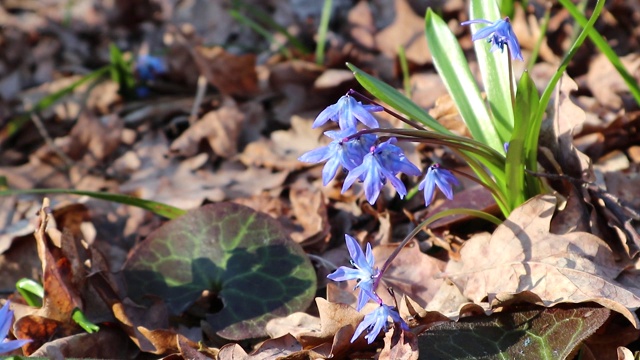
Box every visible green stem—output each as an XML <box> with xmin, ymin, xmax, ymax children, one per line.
<box><xmin>527</xmin><ymin>1</ymin><xmax>552</xmax><ymax>71</ymax></box>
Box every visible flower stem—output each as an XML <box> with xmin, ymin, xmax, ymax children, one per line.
<box><xmin>348</xmin><ymin>89</ymin><xmax>427</xmax><ymax>130</ymax></box>
<box><xmin>373</xmin><ymin>208</ymin><xmax>502</xmax><ymax>291</ymax></box>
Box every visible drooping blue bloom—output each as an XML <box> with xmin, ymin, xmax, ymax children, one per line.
<box><xmin>0</xmin><ymin>301</ymin><xmax>31</xmax><ymax>355</ymax></box>
<box><xmin>342</xmin><ymin>138</ymin><xmax>421</xmax><ymax>204</ymax></box>
<box><xmin>461</xmin><ymin>17</ymin><xmax>523</xmax><ymax>61</ymax></box>
<box><xmin>419</xmin><ymin>164</ymin><xmax>459</xmax><ymax>207</ymax></box>
<box><xmin>351</xmin><ymin>303</ymin><xmax>408</xmax><ymax>344</ymax></box>
<box><xmin>503</xmin><ymin>142</ymin><xmax>510</xmax><ymax>153</ymax></box>
<box><xmin>298</xmin><ymin>129</ymin><xmax>377</xmax><ymax>186</ymax></box>
<box><xmin>327</xmin><ymin>235</ymin><xmax>380</xmax><ymax>311</ymax></box>
<box><xmin>312</xmin><ymin>95</ymin><xmax>383</xmax><ymax>131</ymax></box>
<box><xmin>135</xmin><ymin>54</ymin><xmax>167</xmax><ymax>81</ymax></box>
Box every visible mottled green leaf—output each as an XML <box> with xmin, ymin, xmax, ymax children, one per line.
<box><xmin>123</xmin><ymin>203</ymin><xmax>317</xmax><ymax>340</ymax></box>
<box><xmin>418</xmin><ymin>306</ymin><xmax>610</xmax><ymax>359</ymax></box>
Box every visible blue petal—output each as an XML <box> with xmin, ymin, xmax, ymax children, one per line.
<box><xmin>312</xmin><ymin>103</ymin><xmax>339</xmax><ymax>128</ymax></box>
<box><xmin>298</xmin><ymin>146</ymin><xmax>331</xmax><ymax>164</ymax></box>
<box><xmin>327</xmin><ymin>266</ymin><xmax>364</xmax><ymax>282</ymax></box>
<box><xmin>345</xmin><ymin>235</ymin><xmax>368</xmax><ymax>270</ymax></box>
<box><xmin>321</xmin><ymin>156</ymin><xmax>341</xmax><ymax>186</ymax></box>
<box><xmin>471</xmin><ymin>24</ymin><xmax>497</xmax><ymax>41</ymax></box>
<box><xmin>419</xmin><ymin>172</ymin><xmax>437</xmax><ymax>207</ymax></box>
<box><xmin>0</xmin><ymin>302</ymin><xmax>11</xmax><ymax>340</ymax></box>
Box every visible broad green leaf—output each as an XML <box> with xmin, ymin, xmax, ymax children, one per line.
<box><xmin>425</xmin><ymin>9</ymin><xmax>502</xmax><ymax>152</ymax></box>
<box><xmin>346</xmin><ymin>63</ymin><xmax>448</xmax><ymax>133</ymax></box>
<box><xmin>506</xmin><ymin>71</ymin><xmax>539</xmax><ymax>209</ymax></box>
<box><xmin>419</xmin><ymin>306</ymin><xmax>610</xmax><ymax>359</ymax></box>
<box><xmin>122</xmin><ymin>203</ymin><xmax>316</xmax><ymax>340</ymax></box>
<box><xmin>0</xmin><ymin>188</ymin><xmax>185</xmax><ymax>219</ymax></box>
<box><xmin>470</xmin><ymin>0</ymin><xmax>514</xmax><ymax>143</ymax></box>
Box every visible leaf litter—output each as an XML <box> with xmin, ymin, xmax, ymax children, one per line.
<box><xmin>0</xmin><ymin>0</ymin><xmax>640</xmax><ymax>359</ymax></box>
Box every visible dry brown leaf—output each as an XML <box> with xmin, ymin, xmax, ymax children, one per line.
<box><xmin>239</xmin><ymin>116</ymin><xmax>325</xmax><ymax>171</ymax></box>
<box><xmin>195</xmin><ymin>46</ymin><xmax>258</xmax><ymax>97</ymax></box>
<box><xmin>289</xmin><ymin>185</ymin><xmax>330</xmax><ymax>247</ymax></box>
<box><xmin>587</xmin><ymin>53</ymin><xmax>640</xmax><ymax>110</ymax></box>
<box><xmin>247</xmin><ymin>334</ymin><xmax>303</xmax><ymax>359</ymax></box>
<box><xmin>266</xmin><ymin>312</ymin><xmax>321</xmax><ymax>340</ymax></box>
<box><xmin>170</xmin><ymin>97</ymin><xmax>245</xmax><ymax>158</ymax></box>
<box><xmin>378</xmin><ymin>324</ymin><xmax>418</xmax><ymax>360</ymax></box>
<box><xmin>373</xmin><ymin>240</ymin><xmax>445</xmax><ymax>308</ymax></box>
<box><xmin>297</xmin><ymin>297</ymin><xmax>363</xmax><ymax>349</ymax></box>
<box><xmin>29</xmin><ymin>327</ymin><xmax>134</xmax><ymax>359</ymax></box>
<box><xmin>374</xmin><ymin>0</ymin><xmax>430</xmax><ymax>64</ymax></box>
<box><xmin>446</xmin><ymin>195</ymin><xmax>640</xmax><ymax>326</ymax></box>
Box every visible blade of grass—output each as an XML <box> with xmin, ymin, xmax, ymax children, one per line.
<box><xmin>229</xmin><ymin>9</ymin><xmax>292</xmax><ymax>58</ymax></box>
<box><xmin>398</xmin><ymin>45</ymin><xmax>412</xmax><ymax>99</ymax></box>
<box><xmin>231</xmin><ymin>0</ymin><xmax>310</xmax><ymax>54</ymax></box>
<box><xmin>1</xmin><ymin>66</ymin><xmax>110</xmax><ymax>141</ymax></box>
<box><xmin>425</xmin><ymin>9</ymin><xmax>502</xmax><ymax>152</ymax></box>
<box><xmin>559</xmin><ymin>0</ymin><xmax>640</xmax><ymax>106</ymax></box>
<box><xmin>0</xmin><ymin>188</ymin><xmax>186</xmax><ymax>219</ymax></box>
<box><xmin>315</xmin><ymin>0</ymin><xmax>333</xmax><ymax>65</ymax></box>
<box><xmin>470</xmin><ymin>0</ymin><xmax>514</xmax><ymax>143</ymax></box>
<box><xmin>527</xmin><ymin>0</ymin><xmax>604</xmax><ymax>176</ymax></box>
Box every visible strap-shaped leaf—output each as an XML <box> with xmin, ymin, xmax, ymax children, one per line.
<box><xmin>425</xmin><ymin>9</ymin><xmax>502</xmax><ymax>152</ymax></box>
<box><xmin>470</xmin><ymin>0</ymin><xmax>514</xmax><ymax>143</ymax></box>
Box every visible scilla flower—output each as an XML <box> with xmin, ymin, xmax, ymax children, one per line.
<box><xmin>351</xmin><ymin>303</ymin><xmax>408</xmax><ymax>344</ymax></box>
<box><xmin>342</xmin><ymin>138</ymin><xmax>421</xmax><ymax>204</ymax></box>
<box><xmin>298</xmin><ymin>129</ymin><xmax>377</xmax><ymax>185</ymax></box>
<box><xmin>327</xmin><ymin>235</ymin><xmax>380</xmax><ymax>311</ymax></box>
<box><xmin>461</xmin><ymin>17</ymin><xmax>523</xmax><ymax>61</ymax></box>
<box><xmin>419</xmin><ymin>164</ymin><xmax>459</xmax><ymax>207</ymax></box>
<box><xmin>313</xmin><ymin>94</ymin><xmax>383</xmax><ymax>131</ymax></box>
<box><xmin>0</xmin><ymin>301</ymin><xmax>31</xmax><ymax>354</ymax></box>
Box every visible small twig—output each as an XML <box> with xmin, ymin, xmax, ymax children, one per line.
<box><xmin>189</xmin><ymin>75</ymin><xmax>208</xmax><ymax>124</ymax></box>
<box><xmin>31</xmin><ymin>113</ymin><xmax>75</xmax><ymax>169</ymax></box>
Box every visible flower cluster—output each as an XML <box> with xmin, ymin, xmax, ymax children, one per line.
<box><xmin>299</xmin><ymin>94</ymin><xmax>458</xmax><ymax>206</ymax></box>
<box><xmin>1</xmin><ymin>301</ymin><xmax>31</xmax><ymax>355</ymax></box>
<box><xmin>328</xmin><ymin>235</ymin><xmax>408</xmax><ymax>344</ymax></box>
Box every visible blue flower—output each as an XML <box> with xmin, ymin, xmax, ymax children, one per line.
<box><xmin>0</xmin><ymin>301</ymin><xmax>31</xmax><ymax>355</ymax></box>
<box><xmin>135</xmin><ymin>54</ymin><xmax>167</xmax><ymax>81</ymax></box>
<box><xmin>298</xmin><ymin>129</ymin><xmax>377</xmax><ymax>186</ymax></box>
<box><xmin>351</xmin><ymin>304</ymin><xmax>408</xmax><ymax>344</ymax></box>
<box><xmin>419</xmin><ymin>164</ymin><xmax>459</xmax><ymax>207</ymax></box>
<box><xmin>342</xmin><ymin>138</ymin><xmax>421</xmax><ymax>204</ymax></box>
<box><xmin>461</xmin><ymin>17</ymin><xmax>523</xmax><ymax>61</ymax></box>
<box><xmin>313</xmin><ymin>95</ymin><xmax>383</xmax><ymax>131</ymax></box>
<box><xmin>327</xmin><ymin>235</ymin><xmax>380</xmax><ymax>311</ymax></box>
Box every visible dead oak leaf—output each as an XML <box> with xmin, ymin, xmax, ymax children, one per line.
<box><xmin>447</xmin><ymin>195</ymin><xmax>640</xmax><ymax>327</ymax></box>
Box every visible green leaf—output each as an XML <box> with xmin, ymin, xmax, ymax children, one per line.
<box><xmin>346</xmin><ymin>63</ymin><xmax>448</xmax><ymax>133</ymax></box>
<box><xmin>529</xmin><ymin>0</ymin><xmax>604</xmax><ymax>175</ymax></box>
<box><xmin>122</xmin><ymin>203</ymin><xmax>317</xmax><ymax>340</ymax></box>
<box><xmin>109</xmin><ymin>44</ymin><xmax>137</xmax><ymax>97</ymax></box>
<box><xmin>559</xmin><ymin>0</ymin><xmax>640</xmax><ymax>106</ymax></box>
<box><xmin>470</xmin><ymin>0</ymin><xmax>514</xmax><ymax>143</ymax></box>
<box><xmin>0</xmin><ymin>188</ymin><xmax>185</xmax><ymax>219</ymax></box>
<box><xmin>425</xmin><ymin>9</ymin><xmax>502</xmax><ymax>152</ymax></box>
<box><xmin>3</xmin><ymin>67</ymin><xmax>109</xmax><ymax>139</ymax></box>
<box><xmin>419</xmin><ymin>306</ymin><xmax>610</xmax><ymax>359</ymax></box>
<box><xmin>507</xmin><ymin>71</ymin><xmax>539</xmax><ymax>209</ymax></box>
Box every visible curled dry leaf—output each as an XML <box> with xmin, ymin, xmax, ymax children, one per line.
<box><xmin>446</xmin><ymin>195</ymin><xmax>640</xmax><ymax>326</ymax></box>
<box><xmin>170</xmin><ymin>97</ymin><xmax>245</xmax><ymax>158</ymax></box>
